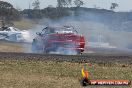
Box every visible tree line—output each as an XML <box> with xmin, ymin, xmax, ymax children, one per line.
<box><xmin>0</xmin><ymin>1</ymin><xmax>20</xmax><ymax>21</ymax></box>
<box><xmin>0</xmin><ymin>0</ymin><xmax>119</xmax><ymax>21</ymax></box>
<box><xmin>23</xmin><ymin>0</ymin><xmax>84</xmax><ymax>19</ymax></box>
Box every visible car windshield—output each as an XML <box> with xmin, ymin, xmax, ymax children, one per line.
<box><xmin>42</xmin><ymin>27</ymin><xmax>78</xmax><ymax>34</ymax></box>
<box><xmin>54</xmin><ymin>28</ymin><xmax>77</xmax><ymax>34</ymax></box>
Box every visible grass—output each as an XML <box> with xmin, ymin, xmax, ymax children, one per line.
<box><xmin>0</xmin><ymin>59</ymin><xmax>131</xmax><ymax>88</ymax></box>
<box><xmin>0</xmin><ymin>41</ymin><xmax>24</xmax><ymax>52</ymax></box>
<box><xmin>13</xmin><ymin>18</ymin><xmax>37</xmax><ymax>30</ymax></box>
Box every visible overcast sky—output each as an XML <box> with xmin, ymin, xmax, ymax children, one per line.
<box><xmin>3</xmin><ymin>0</ymin><xmax>132</xmax><ymax>12</ymax></box>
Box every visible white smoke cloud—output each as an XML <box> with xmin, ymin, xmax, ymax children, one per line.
<box><xmin>24</xmin><ymin>11</ymin><xmax>132</xmax><ymax>54</ymax></box>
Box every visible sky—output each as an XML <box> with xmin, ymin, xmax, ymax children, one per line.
<box><xmin>3</xmin><ymin>0</ymin><xmax>132</xmax><ymax>12</ymax></box>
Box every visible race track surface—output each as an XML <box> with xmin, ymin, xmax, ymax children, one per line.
<box><xmin>0</xmin><ymin>52</ymin><xmax>132</xmax><ymax>64</ymax></box>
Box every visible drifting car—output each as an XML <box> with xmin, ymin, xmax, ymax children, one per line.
<box><xmin>0</xmin><ymin>27</ymin><xmax>30</xmax><ymax>42</ymax></box>
<box><xmin>32</xmin><ymin>26</ymin><xmax>85</xmax><ymax>55</ymax></box>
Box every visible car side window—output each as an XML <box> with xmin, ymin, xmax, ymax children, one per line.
<box><xmin>41</xmin><ymin>27</ymin><xmax>55</xmax><ymax>34</ymax></box>
<box><xmin>41</xmin><ymin>27</ymin><xmax>50</xmax><ymax>35</ymax></box>
<box><xmin>41</xmin><ymin>29</ymin><xmax>46</xmax><ymax>35</ymax></box>
<box><xmin>43</xmin><ymin>28</ymin><xmax>51</xmax><ymax>34</ymax></box>
<box><xmin>45</xmin><ymin>29</ymin><xmax>51</xmax><ymax>34</ymax></box>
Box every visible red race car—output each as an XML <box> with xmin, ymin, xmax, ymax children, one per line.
<box><xmin>32</xmin><ymin>26</ymin><xmax>85</xmax><ymax>55</ymax></box>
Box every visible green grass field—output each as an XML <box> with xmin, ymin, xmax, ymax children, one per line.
<box><xmin>0</xmin><ymin>59</ymin><xmax>131</xmax><ymax>88</ymax></box>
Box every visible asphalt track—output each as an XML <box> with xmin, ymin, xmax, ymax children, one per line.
<box><xmin>0</xmin><ymin>52</ymin><xmax>132</xmax><ymax>64</ymax></box>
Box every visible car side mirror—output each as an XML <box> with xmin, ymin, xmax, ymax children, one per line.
<box><xmin>36</xmin><ymin>32</ymin><xmax>42</xmax><ymax>36</ymax></box>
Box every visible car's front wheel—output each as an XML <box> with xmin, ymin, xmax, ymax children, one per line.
<box><xmin>32</xmin><ymin>39</ymin><xmax>39</xmax><ymax>53</ymax></box>
<box><xmin>77</xmin><ymin>50</ymin><xmax>82</xmax><ymax>55</ymax></box>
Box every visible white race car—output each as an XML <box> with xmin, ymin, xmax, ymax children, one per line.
<box><xmin>0</xmin><ymin>27</ymin><xmax>30</xmax><ymax>42</ymax></box>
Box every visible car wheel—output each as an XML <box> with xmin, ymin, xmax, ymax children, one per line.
<box><xmin>77</xmin><ymin>50</ymin><xmax>82</xmax><ymax>55</ymax></box>
<box><xmin>42</xmin><ymin>44</ymin><xmax>48</xmax><ymax>54</ymax></box>
<box><xmin>32</xmin><ymin>39</ymin><xmax>38</xmax><ymax>53</ymax></box>
<box><xmin>44</xmin><ymin>47</ymin><xmax>52</xmax><ymax>54</ymax></box>
<box><xmin>45</xmin><ymin>50</ymin><xmax>50</xmax><ymax>54</ymax></box>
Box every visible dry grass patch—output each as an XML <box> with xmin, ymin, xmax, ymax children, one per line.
<box><xmin>0</xmin><ymin>41</ymin><xmax>24</xmax><ymax>52</ymax></box>
<box><xmin>13</xmin><ymin>19</ymin><xmax>37</xmax><ymax>30</ymax></box>
<box><xmin>0</xmin><ymin>60</ymin><xmax>131</xmax><ymax>88</ymax></box>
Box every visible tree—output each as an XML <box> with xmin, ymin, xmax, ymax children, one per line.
<box><xmin>31</xmin><ymin>0</ymin><xmax>42</xmax><ymax>19</ymax></box>
<box><xmin>64</xmin><ymin>0</ymin><xmax>72</xmax><ymax>7</ymax></box>
<box><xmin>56</xmin><ymin>0</ymin><xmax>72</xmax><ymax>18</ymax></box>
<box><xmin>0</xmin><ymin>1</ymin><xmax>13</xmax><ymax>17</ymax></box>
<box><xmin>0</xmin><ymin>1</ymin><xmax>20</xmax><ymax>21</ymax></box>
<box><xmin>110</xmin><ymin>3</ymin><xmax>118</xmax><ymax>10</ymax></box>
<box><xmin>74</xmin><ymin>0</ymin><xmax>84</xmax><ymax>16</ymax></box>
<box><xmin>57</xmin><ymin>0</ymin><xmax>72</xmax><ymax>7</ymax></box>
<box><xmin>74</xmin><ymin>0</ymin><xmax>84</xmax><ymax>8</ymax></box>
<box><xmin>32</xmin><ymin>0</ymin><xmax>40</xmax><ymax>9</ymax></box>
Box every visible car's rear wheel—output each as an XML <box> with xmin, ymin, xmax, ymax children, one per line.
<box><xmin>77</xmin><ymin>50</ymin><xmax>82</xmax><ymax>55</ymax></box>
<box><xmin>45</xmin><ymin>49</ymin><xmax>50</xmax><ymax>54</ymax></box>
<box><xmin>32</xmin><ymin>39</ymin><xmax>39</xmax><ymax>53</ymax></box>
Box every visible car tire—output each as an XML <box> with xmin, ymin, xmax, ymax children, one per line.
<box><xmin>77</xmin><ymin>50</ymin><xmax>81</xmax><ymax>55</ymax></box>
<box><xmin>45</xmin><ymin>50</ymin><xmax>50</xmax><ymax>54</ymax></box>
<box><xmin>32</xmin><ymin>39</ymin><xmax>38</xmax><ymax>53</ymax></box>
